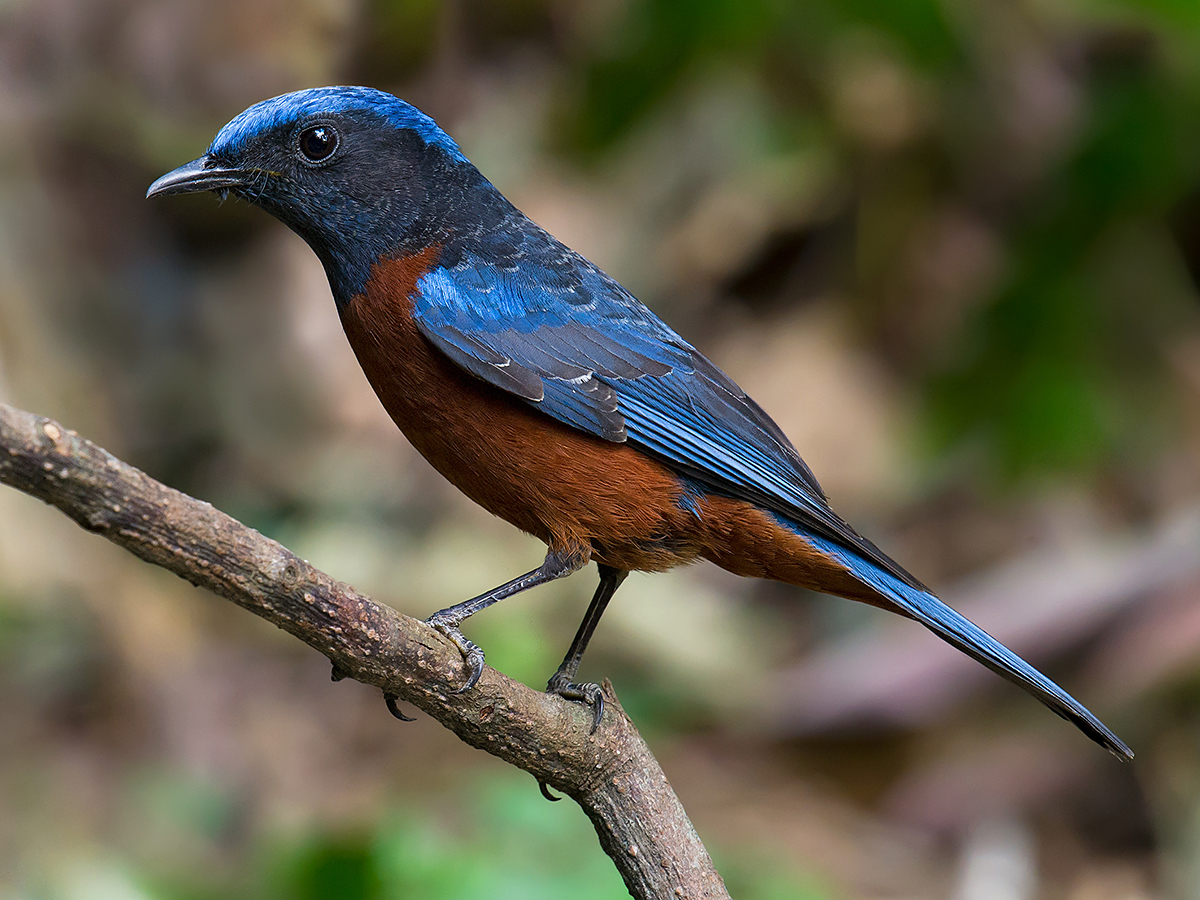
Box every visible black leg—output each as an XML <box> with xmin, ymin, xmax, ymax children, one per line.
<box><xmin>546</xmin><ymin>565</ymin><xmax>628</xmax><ymax>732</ymax></box>
<box><xmin>426</xmin><ymin>547</ymin><xmax>586</xmax><ymax>693</ymax></box>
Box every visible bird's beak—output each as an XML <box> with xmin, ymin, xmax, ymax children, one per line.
<box><xmin>146</xmin><ymin>156</ymin><xmax>248</xmax><ymax>199</ymax></box>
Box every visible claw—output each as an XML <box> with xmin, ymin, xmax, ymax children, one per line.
<box><xmin>384</xmin><ymin>692</ymin><xmax>416</xmax><ymax>721</ymax></box>
<box><xmin>546</xmin><ymin>674</ymin><xmax>606</xmax><ymax>733</ymax></box>
<box><xmin>589</xmin><ymin>691</ymin><xmax>605</xmax><ymax>734</ymax></box>
<box><xmin>426</xmin><ymin>616</ymin><xmax>487</xmax><ymax>694</ymax></box>
<box><xmin>538</xmin><ymin>780</ymin><xmax>562</xmax><ymax>801</ymax></box>
<box><xmin>450</xmin><ymin>646</ymin><xmax>485</xmax><ymax>694</ymax></box>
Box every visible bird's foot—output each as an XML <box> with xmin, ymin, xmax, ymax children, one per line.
<box><xmin>425</xmin><ymin>613</ymin><xmax>486</xmax><ymax>693</ymax></box>
<box><xmin>546</xmin><ymin>670</ymin><xmax>605</xmax><ymax>733</ymax></box>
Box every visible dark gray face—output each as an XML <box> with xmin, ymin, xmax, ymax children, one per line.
<box><xmin>149</xmin><ymin>108</ymin><xmax>483</xmax><ymax>305</ymax></box>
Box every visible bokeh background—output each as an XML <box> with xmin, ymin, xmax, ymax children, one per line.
<box><xmin>2</xmin><ymin>0</ymin><xmax>1200</xmax><ymax>897</ymax></box>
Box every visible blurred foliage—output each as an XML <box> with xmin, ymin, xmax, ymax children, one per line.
<box><xmin>6</xmin><ymin>0</ymin><xmax>1200</xmax><ymax>897</ymax></box>
<box><xmin>556</xmin><ymin>0</ymin><xmax>958</xmax><ymax>154</ymax></box>
<box><xmin>138</xmin><ymin>776</ymin><xmax>823</xmax><ymax>900</ymax></box>
<box><xmin>555</xmin><ymin>0</ymin><xmax>1200</xmax><ymax>482</ymax></box>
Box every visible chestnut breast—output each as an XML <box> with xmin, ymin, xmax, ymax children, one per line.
<box><xmin>337</xmin><ymin>251</ymin><xmax>707</xmax><ymax>572</ymax></box>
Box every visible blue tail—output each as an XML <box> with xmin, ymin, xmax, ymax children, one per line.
<box><xmin>803</xmin><ymin>533</ymin><xmax>1132</xmax><ymax>760</ymax></box>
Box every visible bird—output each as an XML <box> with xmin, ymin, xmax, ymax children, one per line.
<box><xmin>148</xmin><ymin>86</ymin><xmax>1131</xmax><ymax>759</ymax></box>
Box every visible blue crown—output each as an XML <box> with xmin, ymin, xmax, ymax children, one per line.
<box><xmin>208</xmin><ymin>86</ymin><xmax>467</xmax><ymax>164</ymax></box>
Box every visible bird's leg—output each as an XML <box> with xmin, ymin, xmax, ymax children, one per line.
<box><xmin>426</xmin><ymin>547</ymin><xmax>586</xmax><ymax>693</ymax></box>
<box><xmin>546</xmin><ymin>565</ymin><xmax>628</xmax><ymax>732</ymax></box>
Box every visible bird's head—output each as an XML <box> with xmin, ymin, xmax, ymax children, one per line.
<box><xmin>148</xmin><ymin>86</ymin><xmax>485</xmax><ymax>304</ymax></box>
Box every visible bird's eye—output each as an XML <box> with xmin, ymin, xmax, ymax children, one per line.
<box><xmin>298</xmin><ymin>125</ymin><xmax>339</xmax><ymax>163</ymax></box>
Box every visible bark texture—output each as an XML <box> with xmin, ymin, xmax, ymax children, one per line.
<box><xmin>0</xmin><ymin>401</ymin><xmax>729</xmax><ymax>900</ymax></box>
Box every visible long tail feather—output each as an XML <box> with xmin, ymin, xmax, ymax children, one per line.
<box><xmin>803</xmin><ymin>533</ymin><xmax>1133</xmax><ymax>760</ymax></box>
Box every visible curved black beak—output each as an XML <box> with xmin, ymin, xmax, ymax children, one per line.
<box><xmin>146</xmin><ymin>156</ymin><xmax>248</xmax><ymax>199</ymax></box>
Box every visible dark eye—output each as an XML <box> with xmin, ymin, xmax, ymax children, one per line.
<box><xmin>298</xmin><ymin>125</ymin><xmax>338</xmax><ymax>162</ymax></box>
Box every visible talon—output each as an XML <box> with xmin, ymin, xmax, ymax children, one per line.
<box><xmin>384</xmin><ymin>692</ymin><xmax>415</xmax><ymax>721</ymax></box>
<box><xmin>546</xmin><ymin>676</ymin><xmax>606</xmax><ymax>733</ymax></box>
<box><xmin>426</xmin><ymin>616</ymin><xmax>487</xmax><ymax>694</ymax></box>
<box><xmin>589</xmin><ymin>690</ymin><xmax>605</xmax><ymax>734</ymax></box>
<box><xmin>450</xmin><ymin>647</ymin><xmax>485</xmax><ymax>694</ymax></box>
<box><xmin>538</xmin><ymin>780</ymin><xmax>562</xmax><ymax>802</ymax></box>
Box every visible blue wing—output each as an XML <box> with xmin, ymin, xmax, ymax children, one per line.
<box><xmin>412</xmin><ymin>219</ymin><xmax>920</xmax><ymax>589</ymax></box>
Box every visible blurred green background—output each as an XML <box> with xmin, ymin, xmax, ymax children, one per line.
<box><xmin>3</xmin><ymin>0</ymin><xmax>1200</xmax><ymax>896</ymax></box>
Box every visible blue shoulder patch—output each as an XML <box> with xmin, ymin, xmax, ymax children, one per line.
<box><xmin>208</xmin><ymin>86</ymin><xmax>467</xmax><ymax>164</ymax></box>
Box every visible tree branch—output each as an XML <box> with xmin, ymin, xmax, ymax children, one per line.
<box><xmin>0</xmin><ymin>401</ymin><xmax>729</xmax><ymax>900</ymax></box>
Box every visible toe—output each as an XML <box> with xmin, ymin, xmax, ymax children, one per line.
<box><xmin>425</xmin><ymin>619</ymin><xmax>486</xmax><ymax>694</ymax></box>
<box><xmin>587</xmin><ymin>688</ymin><xmax>604</xmax><ymax>733</ymax></box>
<box><xmin>451</xmin><ymin>646</ymin><xmax>485</xmax><ymax>694</ymax></box>
<box><xmin>546</xmin><ymin>679</ymin><xmax>605</xmax><ymax>732</ymax></box>
<box><xmin>384</xmin><ymin>693</ymin><xmax>416</xmax><ymax>721</ymax></box>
